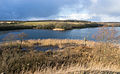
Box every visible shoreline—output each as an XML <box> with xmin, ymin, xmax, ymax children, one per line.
<box><xmin>0</xmin><ymin>21</ymin><xmax>103</xmax><ymax>31</ymax></box>
<box><xmin>1</xmin><ymin>20</ymin><xmax>120</xmax><ymax>31</ymax></box>
<box><xmin>0</xmin><ymin>25</ymin><xmax>101</xmax><ymax>31</ymax></box>
<box><xmin>1</xmin><ymin>39</ymin><xmax>119</xmax><ymax>49</ymax></box>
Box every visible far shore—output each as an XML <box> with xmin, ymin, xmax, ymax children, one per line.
<box><xmin>1</xmin><ymin>20</ymin><xmax>120</xmax><ymax>31</ymax></box>
<box><xmin>0</xmin><ymin>20</ymin><xmax>104</xmax><ymax>31</ymax></box>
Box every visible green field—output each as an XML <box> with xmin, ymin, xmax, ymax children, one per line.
<box><xmin>0</xmin><ymin>20</ymin><xmax>103</xmax><ymax>31</ymax></box>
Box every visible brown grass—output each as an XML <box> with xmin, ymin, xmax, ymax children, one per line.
<box><xmin>0</xmin><ymin>39</ymin><xmax>120</xmax><ymax>74</ymax></box>
<box><xmin>31</xmin><ymin>63</ymin><xmax>120</xmax><ymax>74</ymax></box>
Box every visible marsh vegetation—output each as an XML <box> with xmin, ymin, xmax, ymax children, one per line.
<box><xmin>0</xmin><ymin>22</ymin><xmax>120</xmax><ymax>74</ymax></box>
<box><xmin>0</xmin><ymin>39</ymin><xmax>120</xmax><ymax>74</ymax></box>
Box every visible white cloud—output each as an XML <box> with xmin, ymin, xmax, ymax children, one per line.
<box><xmin>27</xmin><ymin>0</ymin><xmax>120</xmax><ymax>22</ymax></box>
<box><xmin>98</xmin><ymin>15</ymin><xmax>120</xmax><ymax>22</ymax></box>
<box><xmin>55</xmin><ymin>0</ymin><xmax>120</xmax><ymax>22</ymax></box>
<box><xmin>27</xmin><ymin>17</ymin><xmax>46</xmax><ymax>21</ymax></box>
<box><xmin>90</xmin><ymin>0</ymin><xmax>98</xmax><ymax>3</ymax></box>
<box><xmin>89</xmin><ymin>0</ymin><xmax>120</xmax><ymax>15</ymax></box>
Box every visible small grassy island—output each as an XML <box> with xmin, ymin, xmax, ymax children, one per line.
<box><xmin>53</xmin><ymin>28</ymin><xmax>65</xmax><ymax>31</ymax></box>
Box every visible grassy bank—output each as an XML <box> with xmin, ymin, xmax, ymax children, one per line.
<box><xmin>0</xmin><ymin>21</ymin><xmax>103</xmax><ymax>31</ymax></box>
<box><xmin>0</xmin><ymin>39</ymin><xmax>120</xmax><ymax>74</ymax></box>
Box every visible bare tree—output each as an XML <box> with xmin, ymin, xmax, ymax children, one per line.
<box><xmin>83</xmin><ymin>37</ymin><xmax>87</xmax><ymax>47</ymax></box>
<box><xmin>92</xmin><ymin>26</ymin><xmax>120</xmax><ymax>43</ymax></box>
<box><xmin>17</xmin><ymin>32</ymin><xmax>27</xmax><ymax>49</ymax></box>
<box><xmin>92</xmin><ymin>25</ymin><xmax>120</xmax><ymax>52</ymax></box>
<box><xmin>3</xmin><ymin>33</ymin><xmax>17</xmax><ymax>47</ymax></box>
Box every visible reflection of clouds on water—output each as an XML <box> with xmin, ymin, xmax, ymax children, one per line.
<box><xmin>0</xmin><ymin>30</ymin><xmax>22</xmax><ymax>35</ymax></box>
<box><xmin>0</xmin><ymin>27</ymin><xmax>120</xmax><ymax>42</ymax></box>
<box><xmin>0</xmin><ymin>31</ymin><xmax>9</xmax><ymax>35</ymax></box>
<box><xmin>0</xmin><ymin>28</ymin><xmax>99</xmax><ymax>42</ymax></box>
<box><xmin>0</xmin><ymin>30</ymin><xmax>23</xmax><ymax>41</ymax></box>
<box><xmin>67</xmin><ymin>28</ymin><xmax>99</xmax><ymax>40</ymax></box>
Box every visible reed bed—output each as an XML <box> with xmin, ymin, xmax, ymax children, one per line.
<box><xmin>0</xmin><ymin>39</ymin><xmax>120</xmax><ymax>74</ymax></box>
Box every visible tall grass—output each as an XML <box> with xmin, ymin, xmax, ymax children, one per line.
<box><xmin>0</xmin><ymin>25</ymin><xmax>120</xmax><ymax>74</ymax></box>
<box><xmin>0</xmin><ymin>39</ymin><xmax>120</xmax><ymax>74</ymax></box>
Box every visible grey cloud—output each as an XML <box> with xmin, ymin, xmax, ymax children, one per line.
<box><xmin>0</xmin><ymin>0</ymin><xmax>77</xmax><ymax>20</ymax></box>
<box><xmin>0</xmin><ymin>0</ymin><xmax>120</xmax><ymax>22</ymax></box>
<box><xmin>89</xmin><ymin>0</ymin><xmax>120</xmax><ymax>16</ymax></box>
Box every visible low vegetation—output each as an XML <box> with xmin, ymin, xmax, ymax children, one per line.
<box><xmin>0</xmin><ymin>39</ymin><xmax>120</xmax><ymax>74</ymax></box>
<box><xmin>0</xmin><ymin>20</ymin><xmax>103</xmax><ymax>31</ymax></box>
<box><xmin>1</xmin><ymin>20</ymin><xmax>120</xmax><ymax>31</ymax></box>
<box><xmin>0</xmin><ymin>25</ymin><xmax>120</xmax><ymax>74</ymax></box>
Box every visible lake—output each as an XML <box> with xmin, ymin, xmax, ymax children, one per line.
<box><xmin>0</xmin><ymin>27</ymin><xmax>120</xmax><ymax>42</ymax></box>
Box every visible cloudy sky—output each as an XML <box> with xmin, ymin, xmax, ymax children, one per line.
<box><xmin>0</xmin><ymin>0</ymin><xmax>120</xmax><ymax>22</ymax></box>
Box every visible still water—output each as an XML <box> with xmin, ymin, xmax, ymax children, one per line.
<box><xmin>0</xmin><ymin>27</ymin><xmax>119</xmax><ymax>42</ymax></box>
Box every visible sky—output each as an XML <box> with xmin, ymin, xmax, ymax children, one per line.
<box><xmin>0</xmin><ymin>0</ymin><xmax>120</xmax><ymax>22</ymax></box>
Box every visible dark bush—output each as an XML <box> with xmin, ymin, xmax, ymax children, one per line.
<box><xmin>36</xmin><ymin>24</ymin><xmax>55</xmax><ymax>29</ymax></box>
<box><xmin>55</xmin><ymin>23</ymin><xmax>72</xmax><ymax>30</ymax></box>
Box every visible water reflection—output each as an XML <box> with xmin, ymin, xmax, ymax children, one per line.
<box><xmin>0</xmin><ymin>27</ymin><xmax>120</xmax><ymax>42</ymax></box>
